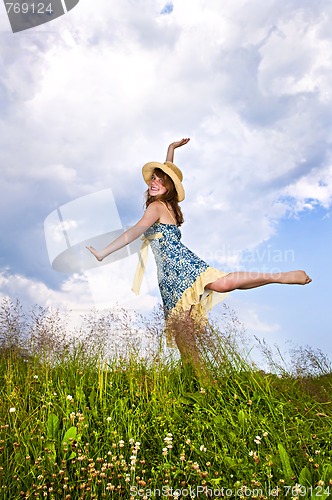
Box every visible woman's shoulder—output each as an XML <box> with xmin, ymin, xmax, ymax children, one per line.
<box><xmin>145</xmin><ymin>200</ymin><xmax>164</xmax><ymax>217</ymax></box>
<box><xmin>148</xmin><ymin>200</ymin><xmax>163</xmax><ymax>209</ymax></box>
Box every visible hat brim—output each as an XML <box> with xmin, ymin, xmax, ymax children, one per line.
<box><xmin>142</xmin><ymin>161</ymin><xmax>185</xmax><ymax>202</ymax></box>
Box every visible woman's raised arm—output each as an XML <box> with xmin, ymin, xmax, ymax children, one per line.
<box><xmin>166</xmin><ymin>138</ymin><xmax>190</xmax><ymax>162</ymax></box>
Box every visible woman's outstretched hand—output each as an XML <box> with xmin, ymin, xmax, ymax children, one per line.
<box><xmin>166</xmin><ymin>138</ymin><xmax>190</xmax><ymax>161</ymax></box>
<box><xmin>170</xmin><ymin>138</ymin><xmax>190</xmax><ymax>149</ymax></box>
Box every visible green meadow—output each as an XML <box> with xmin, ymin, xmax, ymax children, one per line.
<box><xmin>0</xmin><ymin>298</ymin><xmax>331</xmax><ymax>499</ymax></box>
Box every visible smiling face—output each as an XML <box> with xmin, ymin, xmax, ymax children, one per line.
<box><xmin>148</xmin><ymin>172</ymin><xmax>168</xmax><ymax>197</ymax></box>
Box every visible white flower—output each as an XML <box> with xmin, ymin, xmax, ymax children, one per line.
<box><xmin>200</xmin><ymin>445</ymin><xmax>207</xmax><ymax>452</ymax></box>
<box><xmin>33</xmin><ymin>375</ymin><xmax>38</xmax><ymax>379</ymax></box>
<box><xmin>66</xmin><ymin>395</ymin><xmax>73</xmax><ymax>401</ymax></box>
<box><xmin>254</xmin><ymin>435</ymin><xmax>262</xmax><ymax>444</ymax></box>
<box><xmin>200</xmin><ymin>387</ymin><xmax>206</xmax><ymax>394</ymax></box>
<box><xmin>106</xmin><ymin>417</ymin><xmax>112</xmax><ymax>422</ymax></box>
<box><xmin>164</xmin><ymin>434</ymin><xmax>173</xmax><ymax>445</ymax></box>
<box><xmin>9</xmin><ymin>407</ymin><xmax>16</xmax><ymax>413</ymax></box>
<box><xmin>293</xmin><ymin>484</ymin><xmax>302</xmax><ymax>495</ymax></box>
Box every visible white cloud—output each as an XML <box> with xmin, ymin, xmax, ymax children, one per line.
<box><xmin>0</xmin><ymin>255</ymin><xmax>159</xmax><ymax>317</ymax></box>
<box><xmin>283</xmin><ymin>163</ymin><xmax>332</xmax><ymax>210</ymax></box>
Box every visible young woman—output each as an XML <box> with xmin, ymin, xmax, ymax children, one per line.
<box><xmin>87</xmin><ymin>139</ymin><xmax>311</xmax><ymax>355</ymax></box>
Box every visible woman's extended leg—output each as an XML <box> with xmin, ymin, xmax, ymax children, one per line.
<box><xmin>206</xmin><ymin>270</ymin><xmax>312</xmax><ymax>293</ymax></box>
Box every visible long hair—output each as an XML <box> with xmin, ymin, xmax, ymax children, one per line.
<box><xmin>145</xmin><ymin>168</ymin><xmax>184</xmax><ymax>226</ymax></box>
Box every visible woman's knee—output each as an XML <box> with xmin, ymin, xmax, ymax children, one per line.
<box><xmin>207</xmin><ymin>275</ymin><xmax>235</xmax><ymax>293</ymax></box>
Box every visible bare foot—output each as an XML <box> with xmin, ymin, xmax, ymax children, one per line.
<box><xmin>282</xmin><ymin>270</ymin><xmax>312</xmax><ymax>285</ymax></box>
<box><xmin>86</xmin><ymin>246</ymin><xmax>103</xmax><ymax>262</ymax></box>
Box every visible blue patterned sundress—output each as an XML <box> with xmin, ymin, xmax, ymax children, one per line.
<box><xmin>143</xmin><ymin>222</ymin><xmax>229</xmax><ymax>329</ymax></box>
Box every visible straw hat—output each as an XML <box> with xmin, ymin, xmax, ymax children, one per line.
<box><xmin>142</xmin><ymin>161</ymin><xmax>185</xmax><ymax>202</ymax></box>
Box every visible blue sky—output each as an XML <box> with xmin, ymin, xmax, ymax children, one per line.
<box><xmin>0</xmin><ymin>0</ymin><xmax>331</xmax><ymax>364</ymax></box>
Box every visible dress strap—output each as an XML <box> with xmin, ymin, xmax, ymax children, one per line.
<box><xmin>158</xmin><ymin>201</ymin><xmax>177</xmax><ymax>225</ymax></box>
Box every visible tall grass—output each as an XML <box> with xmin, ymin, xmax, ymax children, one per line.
<box><xmin>0</xmin><ymin>298</ymin><xmax>331</xmax><ymax>499</ymax></box>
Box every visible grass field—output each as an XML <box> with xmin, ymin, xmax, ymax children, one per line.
<box><xmin>0</xmin><ymin>298</ymin><xmax>331</xmax><ymax>499</ymax></box>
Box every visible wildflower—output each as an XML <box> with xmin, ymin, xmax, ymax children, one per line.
<box><xmin>129</xmin><ymin>438</ymin><xmax>134</xmax><ymax>445</ymax></box>
<box><xmin>200</xmin><ymin>387</ymin><xmax>206</xmax><ymax>394</ymax></box>
<box><xmin>254</xmin><ymin>436</ymin><xmax>262</xmax><ymax>444</ymax></box>
<box><xmin>106</xmin><ymin>417</ymin><xmax>112</xmax><ymax>422</ymax></box>
<box><xmin>162</xmin><ymin>447</ymin><xmax>168</xmax><ymax>456</ymax></box>
<box><xmin>66</xmin><ymin>395</ymin><xmax>73</xmax><ymax>401</ymax></box>
<box><xmin>263</xmin><ymin>431</ymin><xmax>268</xmax><ymax>437</ymax></box>
<box><xmin>119</xmin><ymin>440</ymin><xmax>125</xmax><ymax>448</ymax></box>
<box><xmin>9</xmin><ymin>407</ymin><xmax>16</xmax><ymax>413</ymax></box>
<box><xmin>249</xmin><ymin>450</ymin><xmax>260</xmax><ymax>464</ymax></box>
<box><xmin>33</xmin><ymin>375</ymin><xmax>38</xmax><ymax>379</ymax></box>
<box><xmin>247</xmin><ymin>400</ymin><xmax>253</xmax><ymax>406</ymax></box>
<box><xmin>200</xmin><ymin>445</ymin><xmax>207</xmax><ymax>452</ymax></box>
<box><xmin>164</xmin><ymin>434</ymin><xmax>173</xmax><ymax>449</ymax></box>
<box><xmin>292</xmin><ymin>484</ymin><xmax>302</xmax><ymax>495</ymax></box>
<box><xmin>185</xmin><ymin>438</ymin><xmax>191</xmax><ymax>445</ymax></box>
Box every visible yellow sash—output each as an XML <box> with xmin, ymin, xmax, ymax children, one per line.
<box><xmin>131</xmin><ymin>232</ymin><xmax>163</xmax><ymax>295</ymax></box>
